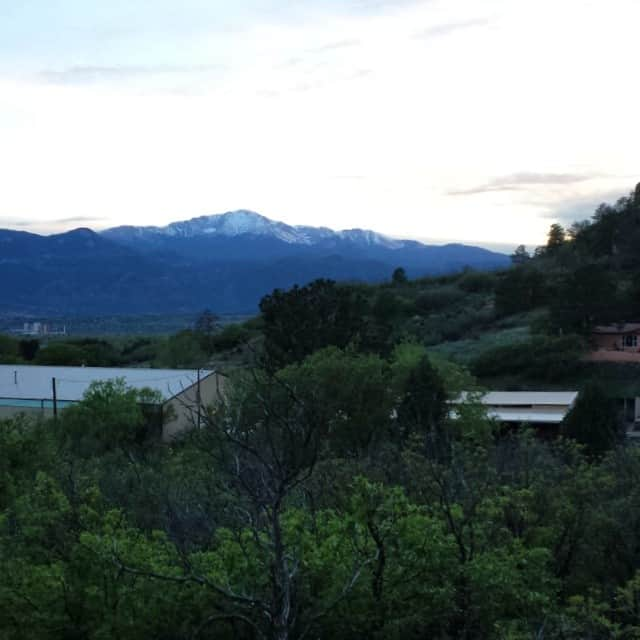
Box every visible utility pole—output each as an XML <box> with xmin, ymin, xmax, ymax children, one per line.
<box><xmin>52</xmin><ymin>377</ymin><xmax>58</xmax><ymax>419</ymax></box>
<box><xmin>196</xmin><ymin>368</ymin><xmax>202</xmax><ymax>429</ymax></box>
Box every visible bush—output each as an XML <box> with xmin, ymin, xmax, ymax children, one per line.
<box><xmin>210</xmin><ymin>324</ymin><xmax>251</xmax><ymax>352</ymax></box>
<box><xmin>561</xmin><ymin>382</ymin><xmax>622</xmax><ymax>458</ymax></box>
<box><xmin>35</xmin><ymin>343</ymin><xmax>89</xmax><ymax>366</ymax></box>
<box><xmin>414</xmin><ymin>286</ymin><xmax>465</xmax><ymax>314</ymax></box>
<box><xmin>471</xmin><ymin>335</ymin><xmax>585</xmax><ymax>382</ymax></box>
<box><xmin>458</xmin><ymin>270</ymin><xmax>496</xmax><ymax>293</ymax></box>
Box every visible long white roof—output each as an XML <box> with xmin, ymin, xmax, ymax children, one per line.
<box><xmin>0</xmin><ymin>365</ymin><xmax>214</xmax><ymax>403</ymax></box>
<box><xmin>452</xmin><ymin>390</ymin><xmax>579</xmax><ymax>425</ymax></box>
<box><xmin>456</xmin><ymin>391</ymin><xmax>578</xmax><ymax>406</ymax></box>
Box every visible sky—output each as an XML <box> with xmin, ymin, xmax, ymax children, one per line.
<box><xmin>0</xmin><ymin>0</ymin><xmax>638</xmax><ymax>251</ymax></box>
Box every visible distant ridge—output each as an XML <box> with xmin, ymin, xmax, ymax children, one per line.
<box><xmin>102</xmin><ymin>209</ymin><xmax>408</xmax><ymax>250</ymax></box>
<box><xmin>0</xmin><ymin>211</ymin><xmax>509</xmax><ymax>314</ymax></box>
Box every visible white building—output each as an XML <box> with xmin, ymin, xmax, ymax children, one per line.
<box><xmin>0</xmin><ymin>364</ymin><xmax>224</xmax><ymax>440</ymax></box>
<box><xmin>452</xmin><ymin>391</ymin><xmax>579</xmax><ymax>425</ymax></box>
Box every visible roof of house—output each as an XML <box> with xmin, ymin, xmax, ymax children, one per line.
<box><xmin>593</xmin><ymin>323</ymin><xmax>640</xmax><ymax>335</ymax></box>
<box><xmin>452</xmin><ymin>391</ymin><xmax>579</xmax><ymax>425</ymax></box>
<box><xmin>455</xmin><ymin>391</ymin><xmax>579</xmax><ymax>406</ymax></box>
<box><xmin>484</xmin><ymin>409</ymin><xmax>570</xmax><ymax>424</ymax></box>
<box><xmin>0</xmin><ymin>365</ymin><xmax>214</xmax><ymax>403</ymax></box>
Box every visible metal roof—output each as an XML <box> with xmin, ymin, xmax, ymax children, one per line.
<box><xmin>593</xmin><ymin>323</ymin><xmax>640</xmax><ymax>335</ymax></box>
<box><xmin>455</xmin><ymin>391</ymin><xmax>578</xmax><ymax>406</ymax></box>
<box><xmin>451</xmin><ymin>391</ymin><xmax>579</xmax><ymax>425</ymax></box>
<box><xmin>485</xmin><ymin>409</ymin><xmax>568</xmax><ymax>424</ymax></box>
<box><xmin>0</xmin><ymin>365</ymin><xmax>214</xmax><ymax>404</ymax></box>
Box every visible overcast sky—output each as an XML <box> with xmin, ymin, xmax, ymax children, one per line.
<box><xmin>0</xmin><ymin>0</ymin><xmax>638</xmax><ymax>250</ymax></box>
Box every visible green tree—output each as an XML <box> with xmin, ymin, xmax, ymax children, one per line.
<box><xmin>494</xmin><ymin>266</ymin><xmax>546</xmax><ymax>316</ymax></box>
<box><xmin>550</xmin><ymin>264</ymin><xmax>618</xmax><ymax>333</ymax></box>
<box><xmin>391</xmin><ymin>267</ymin><xmax>408</xmax><ymax>285</ymax></box>
<box><xmin>18</xmin><ymin>338</ymin><xmax>39</xmax><ymax>361</ymax></box>
<box><xmin>561</xmin><ymin>383</ymin><xmax>621</xmax><ymax>458</ymax></box>
<box><xmin>510</xmin><ymin>244</ymin><xmax>530</xmax><ymax>265</ymax></box>
<box><xmin>547</xmin><ymin>223</ymin><xmax>566</xmax><ymax>251</ymax></box>
<box><xmin>60</xmin><ymin>379</ymin><xmax>163</xmax><ymax>457</ymax></box>
<box><xmin>259</xmin><ymin>279</ymin><xmax>365</xmax><ymax>369</ymax></box>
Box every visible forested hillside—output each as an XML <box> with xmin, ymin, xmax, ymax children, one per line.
<box><xmin>3</xmin><ymin>186</ymin><xmax>640</xmax><ymax>639</ymax></box>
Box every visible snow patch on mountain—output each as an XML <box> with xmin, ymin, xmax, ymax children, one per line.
<box><xmin>104</xmin><ymin>210</ymin><xmax>408</xmax><ymax>250</ymax></box>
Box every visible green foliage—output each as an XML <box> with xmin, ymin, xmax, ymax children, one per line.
<box><xmin>60</xmin><ymin>379</ymin><xmax>163</xmax><ymax>456</ymax></box>
<box><xmin>35</xmin><ymin>339</ymin><xmax>122</xmax><ymax>366</ymax></box>
<box><xmin>458</xmin><ymin>269</ymin><xmax>497</xmax><ymax>293</ymax></box>
<box><xmin>18</xmin><ymin>338</ymin><xmax>39</xmax><ymax>361</ymax></box>
<box><xmin>550</xmin><ymin>264</ymin><xmax>619</xmax><ymax>334</ymax></box>
<box><xmin>8</xmin><ymin>198</ymin><xmax>640</xmax><ymax>639</ymax></box>
<box><xmin>34</xmin><ymin>341</ymin><xmax>88</xmax><ymax>365</ymax></box>
<box><xmin>495</xmin><ymin>266</ymin><xmax>547</xmax><ymax>316</ymax></box>
<box><xmin>511</xmin><ymin>244</ymin><xmax>530</xmax><ymax>265</ymax></box>
<box><xmin>156</xmin><ymin>329</ymin><xmax>206</xmax><ymax>368</ymax></box>
<box><xmin>0</xmin><ymin>334</ymin><xmax>21</xmax><ymax>363</ymax></box>
<box><xmin>209</xmin><ymin>323</ymin><xmax>252</xmax><ymax>352</ymax></box>
<box><xmin>561</xmin><ymin>382</ymin><xmax>621</xmax><ymax>458</ymax></box>
<box><xmin>259</xmin><ymin>278</ymin><xmax>370</xmax><ymax>369</ymax></box>
<box><xmin>391</xmin><ymin>266</ymin><xmax>408</xmax><ymax>285</ymax></box>
<box><xmin>547</xmin><ymin>223</ymin><xmax>566</xmax><ymax>251</ymax></box>
<box><xmin>471</xmin><ymin>334</ymin><xmax>584</xmax><ymax>383</ymax></box>
<box><xmin>277</xmin><ymin>346</ymin><xmax>395</xmax><ymax>457</ymax></box>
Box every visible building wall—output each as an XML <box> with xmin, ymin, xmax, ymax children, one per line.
<box><xmin>593</xmin><ymin>333</ymin><xmax>640</xmax><ymax>351</ymax></box>
<box><xmin>162</xmin><ymin>372</ymin><xmax>225</xmax><ymax>440</ymax></box>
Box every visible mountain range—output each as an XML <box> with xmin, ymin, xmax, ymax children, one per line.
<box><xmin>0</xmin><ymin>210</ymin><xmax>509</xmax><ymax>314</ymax></box>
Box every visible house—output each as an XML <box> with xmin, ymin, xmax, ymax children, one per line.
<box><xmin>589</xmin><ymin>323</ymin><xmax>640</xmax><ymax>362</ymax></box>
<box><xmin>0</xmin><ymin>364</ymin><xmax>225</xmax><ymax>440</ymax></box>
<box><xmin>452</xmin><ymin>391</ymin><xmax>579</xmax><ymax>426</ymax></box>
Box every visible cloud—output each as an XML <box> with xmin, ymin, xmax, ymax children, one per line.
<box><xmin>448</xmin><ymin>173</ymin><xmax>599</xmax><ymax>196</ymax></box>
<box><xmin>50</xmin><ymin>216</ymin><xmax>108</xmax><ymax>225</ymax></box>
<box><xmin>414</xmin><ymin>18</ymin><xmax>489</xmax><ymax>39</ymax></box>
<box><xmin>38</xmin><ymin>65</ymin><xmax>222</xmax><ymax>86</ymax></box>
<box><xmin>309</xmin><ymin>38</ymin><xmax>361</xmax><ymax>53</ymax></box>
<box><xmin>541</xmin><ymin>189</ymin><xmax>631</xmax><ymax>224</ymax></box>
<box><xmin>0</xmin><ymin>218</ymin><xmax>34</xmax><ymax>229</ymax></box>
<box><xmin>0</xmin><ymin>216</ymin><xmax>107</xmax><ymax>232</ymax></box>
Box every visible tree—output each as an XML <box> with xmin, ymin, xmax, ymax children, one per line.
<box><xmin>18</xmin><ymin>339</ymin><xmax>39</xmax><ymax>361</ymax></box>
<box><xmin>395</xmin><ymin>353</ymin><xmax>447</xmax><ymax>445</ymax></box>
<box><xmin>550</xmin><ymin>264</ymin><xmax>618</xmax><ymax>333</ymax></box>
<box><xmin>259</xmin><ymin>279</ymin><xmax>365</xmax><ymax>369</ymax></box>
<box><xmin>510</xmin><ymin>245</ymin><xmax>530</xmax><ymax>265</ymax></box>
<box><xmin>547</xmin><ymin>223</ymin><xmax>566</xmax><ymax>251</ymax></box>
<box><xmin>494</xmin><ymin>266</ymin><xmax>546</xmax><ymax>316</ymax></box>
<box><xmin>109</xmin><ymin>366</ymin><xmax>374</xmax><ymax>640</ymax></box>
<box><xmin>60</xmin><ymin>379</ymin><xmax>163</xmax><ymax>457</ymax></box>
<box><xmin>391</xmin><ymin>267</ymin><xmax>408</xmax><ymax>285</ymax></box>
<box><xmin>561</xmin><ymin>382</ymin><xmax>622</xmax><ymax>458</ymax></box>
<box><xmin>194</xmin><ymin>309</ymin><xmax>220</xmax><ymax>354</ymax></box>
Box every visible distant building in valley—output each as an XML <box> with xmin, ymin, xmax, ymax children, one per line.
<box><xmin>0</xmin><ymin>365</ymin><xmax>224</xmax><ymax>440</ymax></box>
<box><xmin>17</xmin><ymin>322</ymin><xmax>67</xmax><ymax>337</ymax></box>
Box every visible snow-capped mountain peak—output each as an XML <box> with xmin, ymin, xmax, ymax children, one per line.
<box><xmin>103</xmin><ymin>210</ymin><xmax>407</xmax><ymax>249</ymax></box>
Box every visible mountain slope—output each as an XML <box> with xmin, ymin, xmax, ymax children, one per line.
<box><xmin>0</xmin><ymin>212</ymin><xmax>509</xmax><ymax>314</ymax></box>
<box><xmin>101</xmin><ymin>210</ymin><xmax>508</xmax><ymax>270</ymax></box>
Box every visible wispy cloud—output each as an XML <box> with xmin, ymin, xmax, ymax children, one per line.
<box><xmin>309</xmin><ymin>38</ymin><xmax>360</xmax><ymax>53</ymax></box>
<box><xmin>540</xmin><ymin>189</ymin><xmax>631</xmax><ymax>223</ymax></box>
<box><xmin>50</xmin><ymin>216</ymin><xmax>108</xmax><ymax>225</ymax></box>
<box><xmin>0</xmin><ymin>216</ymin><xmax>107</xmax><ymax>232</ymax></box>
<box><xmin>0</xmin><ymin>218</ymin><xmax>34</xmax><ymax>229</ymax></box>
<box><xmin>414</xmin><ymin>18</ymin><xmax>489</xmax><ymax>39</ymax></box>
<box><xmin>38</xmin><ymin>64</ymin><xmax>222</xmax><ymax>86</ymax></box>
<box><xmin>448</xmin><ymin>173</ymin><xmax>599</xmax><ymax>196</ymax></box>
